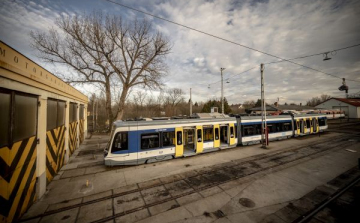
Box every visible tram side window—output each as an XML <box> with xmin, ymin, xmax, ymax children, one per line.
<box><xmin>176</xmin><ymin>131</ymin><xmax>182</xmax><ymax>145</ymax></box>
<box><xmin>230</xmin><ymin>126</ymin><xmax>234</xmax><ymax>138</ymax></box>
<box><xmin>242</xmin><ymin>126</ymin><xmax>255</xmax><ymax>136</ymax></box>
<box><xmin>162</xmin><ymin>131</ymin><xmax>175</xmax><ymax>147</ymax></box>
<box><xmin>306</xmin><ymin>120</ymin><xmax>310</xmax><ymax>128</ymax></box>
<box><xmin>234</xmin><ymin>125</ymin><xmax>238</xmax><ymax>138</ymax></box>
<box><xmin>197</xmin><ymin>129</ymin><xmax>202</xmax><ymax>142</ymax></box>
<box><xmin>203</xmin><ymin>128</ymin><xmax>213</xmax><ymax>142</ymax></box>
<box><xmin>214</xmin><ymin>128</ymin><xmax>219</xmax><ymax>140</ymax></box>
<box><xmin>142</xmin><ymin>133</ymin><xmax>160</xmax><ymax>149</ymax></box>
<box><xmin>112</xmin><ymin>132</ymin><xmax>128</xmax><ymax>152</ymax></box>
<box><xmin>0</xmin><ymin>92</ymin><xmax>10</xmax><ymax>147</ymax></box>
<box><xmin>14</xmin><ymin>94</ymin><xmax>37</xmax><ymax>142</ymax></box>
<box><xmin>283</xmin><ymin>122</ymin><xmax>291</xmax><ymax>131</ymax></box>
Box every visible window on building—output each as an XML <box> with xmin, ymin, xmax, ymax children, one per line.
<box><xmin>58</xmin><ymin>101</ymin><xmax>65</xmax><ymax>126</ymax></box>
<box><xmin>0</xmin><ymin>92</ymin><xmax>11</xmax><ymax>147</ymax></box>
<box><xmin>47</xmin><ymin>99</ymin><xmax>57</xmax><ymax>130</ymax></box>
<box><xmin>162</xmin><ymin>131</ymin><xmax>175</xmax><ymax>147</ymax></box>
<box><xmin>13</xmin><ymin>94</ymin><xmax>37</xmax><ymax>142</ymax></box>
<box><xmin>197</xmin><ymin>129</ymin><xmax>202</xmax><ymax>142</ymax></box>
<box><xmin>112</xmin><ymin>132</ymin><xmax>128</xmax><ymax>153</ymax></box>
<box><xmin>47</xmin><ymin>99</ymin><xmax>66</xmax><ymax>130</ymax></box>
<box><xmin>69</xmin><ymin>102</ymin><xmax>77</xmax><ymax>123</ymax></box>
<box><xmin>203</xmin><ymin>128</ymin><xmax>213</xmax><ymax>142</ymax></box>
<box><xmin>176</xmin><ymin>131</ymin><xmax>182</xmax><ymax>145</ymax></box>
<box><xmin>141</xmin><ymin>133</ymin><xmax>160</xmax><ymax>149</ymax></box>
<box><xmin>79</xmin><ymin>104</ymin><xmax>84</xmax><ymax>120</ymax></box>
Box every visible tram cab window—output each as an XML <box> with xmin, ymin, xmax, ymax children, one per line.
<box><xmin>230</xmin><ymin>126</ymin><xmax>234</xmax><ymax>138</ymax></box>
<box><xmin>162</xmin><ymin>131</ymin><xmax>175</xmax><ymax>147</ymax></box>
<box><xmin>215</xmin><ymin>128</ymin><xmax>219</xmax><ymax>140</ymax></box>
<box><xmin>176</xmin><ymin>131</ymin><xmax>182</xmax><ymax>145</ymax></box>
<box><xmin>112</xmin><ymin>132</ymin><xmax>128</xmax><ymax>152</ymax></box>
<box><xmin>197</xmin><ymin>129</ymin><xmax>202</xmax><ymax>142</ymax></box>
<box><xmin>141</xmin><ymin>133</ymin><xmax>160</xmax><ymax>149</ymax></box>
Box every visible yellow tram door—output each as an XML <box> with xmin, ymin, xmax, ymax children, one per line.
<box><xmin>303</xmin><ymin>119</ymin><xmax>307</xmax><ymax>134</ymax></box>
<box><xmin>213</xmin><ymin>124</ymin><xmax>220</xmax><ymax>148</ymax></box>
<box><xmin>309</xmin><ymin>118</ymin><xmax>313</xmax><ymax>134</ymax></box>
<box><xmin>175</xmin><ymin>127</ymin><xmax>184</xmax><ymax>157</ymax></box>
<box><xmin>296</xmin><ymin>119</ymin><xmax>300</xmax><ymax>135</ymax></box>
<box><xmin>195</xmin><ymin>126</ymin><xmax>203</xmax><ymax>154</ymax></box>
<box><xmin>229</xmin><ymin>123</ymin><xmax>235</xmax><ymax>146</ymax></box>
<box><xmin>314</xmin><ymin>118</ymin><xmax>319</xmax><ymax>133</ymax></box>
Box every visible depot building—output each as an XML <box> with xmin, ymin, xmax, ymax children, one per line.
<box><xmin>315</xmin><ymin>98</ymin><xmax>360</xmax><ymax>118</ymax></box>
<box><xmin>0</xmin><ymin>41</ymin><xmax>88</xmax><ymax>222</ymax></box>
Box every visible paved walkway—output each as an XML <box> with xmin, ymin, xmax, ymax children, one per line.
<box><xmin>22</xmin><ymin>130</ymin><xmax>360</xmax><ymax>223</ymax></box>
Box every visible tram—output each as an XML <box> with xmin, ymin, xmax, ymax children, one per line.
<box><xmin>104</xmin><ymin>114</ymin><xmax>327</xmax><ymax>166</ymax></box>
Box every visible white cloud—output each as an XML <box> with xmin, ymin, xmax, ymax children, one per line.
<box><xmin>0</xmin><ymin>0</ymin><xmax>359</xmax><ymax>105</ymax></box>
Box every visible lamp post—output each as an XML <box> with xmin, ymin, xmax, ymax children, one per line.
<box><xmin>220</xmin><ymin>68</ymin><xmax>225</xmax><ymax>115</ymax></box>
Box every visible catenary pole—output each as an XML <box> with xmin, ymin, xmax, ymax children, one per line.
<box><xmin>221</xmin><ymin>68</ymin><xmax>225</xmax><ymax>114</ymax></box>
<box><xmin>190</xmin><ymin>88</ymin><xmax>192</xmax><ymax>116</ymax></box>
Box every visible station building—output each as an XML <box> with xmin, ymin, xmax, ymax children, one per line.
<box><xmin>0</xmin><ymin>41</ymin><xmax>88</xmax><ymax>222</ymax></box>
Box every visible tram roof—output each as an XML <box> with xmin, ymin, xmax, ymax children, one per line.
<box><xmin>112</xmin><ymin>117</ymin><xmax>237</xmax><ymax>128</ymax></box>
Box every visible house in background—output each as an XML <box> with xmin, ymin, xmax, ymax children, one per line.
<box><xmin>315</xmin><ymin>98</ymin><xmax>360</xmax><ymax>118</ymax></box>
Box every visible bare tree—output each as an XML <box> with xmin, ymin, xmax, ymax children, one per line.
<box><xmin>31</xmin><ymin>12</ymin><xmax>171</xmax><ymax>124</ymax></box>
<box><xmin>242</xmin><ymin>100</ymin><xmax>256</xmax><ymax>109</ymax></box>
<box><xmin>306</xmin><ymin>94</ymin><xmax>331</xmax><ymax>107</ymax></box>
<box><xmin>163</xmin><ymin>88</ymin><xmax>185</xmax><ymax>116</ymax></box>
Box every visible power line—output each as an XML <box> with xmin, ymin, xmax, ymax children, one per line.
<box><xmin>208</xmin><ymin>66</ymin><xmax>257</xmax><ymax>86</ymax></box>
<box><xmin>102</xmin><ymin>0</ymin><xmax>360</xmax><ymax>83</ymax></box>
<box><xmin>264</xmin><ymin>43</ymin><xmax>360</xmax><ymax>65</ymax></box>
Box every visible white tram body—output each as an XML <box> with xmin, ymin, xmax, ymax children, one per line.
<box><xmin>104</xmin><ymin>114</ymin><xmax>328</xmax><ymax>166</ymax></box>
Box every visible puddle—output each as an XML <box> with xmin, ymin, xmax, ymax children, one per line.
<box><xmin>239</xmin><ymin>198</ymin><xmax>256</xmax><ymax>208</ymax></box>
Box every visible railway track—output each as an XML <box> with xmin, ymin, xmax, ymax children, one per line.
<box><xmin>21</xmin><ymin>134</ymin><xmax>358</xmax><ymax>223</ymax></box>
<box><xmin>293</xmin><ymin>176</ymin><xmax>360</xmax><ymax>223</ymax></box>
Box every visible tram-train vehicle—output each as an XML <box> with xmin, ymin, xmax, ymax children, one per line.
<box><xmin>104</xmin><ymin>114</ymin><xmax>327</xmax><ymax>166</ymax></box>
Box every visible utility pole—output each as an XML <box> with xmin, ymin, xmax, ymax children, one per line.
<box><xmin>92</xmin><ymin>95</ymin><xmax>96</xmax><ymax>132</ymax></box>
<box><xmin>190</xmin><ymin>88</ymin><xmax>192</xmax><ymax>116</ymax></box>
<box><xmin>220</xmin><ymin>67</ymin><xmax>225</xmax><ymax>115</ymax></box>
<box><xmin>260</xmin><ymin>64</ymin><xmax>268</xmax><ymax>148</ymax></box>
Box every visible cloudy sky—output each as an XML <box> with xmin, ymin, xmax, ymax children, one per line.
<box><xmin>1</xmin><ymin>0</ymin><xmax>360</xmax><ymax>105</ymax></box>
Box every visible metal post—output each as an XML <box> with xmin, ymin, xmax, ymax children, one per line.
<box><xmin>221</xmin><ymin>68</ymin><xmax>225</xmax><ymax>114</ymax></box>
<box><xmin>92</xmin><ymin>95</ymin><xmax>95</xmax><ymax>132</ymax></box>
<box><xmin>190</xmin><ymin>88</ymin><xmax>192</xmax><ymax>116</ymax></box>
<box><xmin>260</xmin><ymin>64</ymin><xmax>267</xmax><ymax>148</ymax></box>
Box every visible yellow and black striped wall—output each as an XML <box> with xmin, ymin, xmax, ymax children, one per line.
<box><xmin>0</xmin><ymin>41</ymin><xmax>88</xmax><ymax>222</ymax></box>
